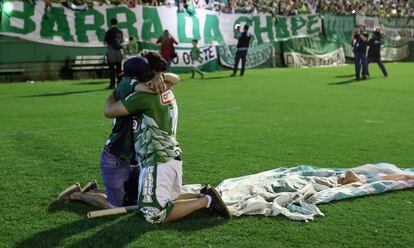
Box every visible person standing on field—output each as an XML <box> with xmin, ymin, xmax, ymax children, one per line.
<box><xmin>367</xmin><ymin>27</ymin><xmax>388</xmax><ymax>77</ymax></box>
<box><xmin>190</xmin><ymin>39</ymin><xmax>205</xmax><ymax>79</ymax></box>
<box><xmin>123</xmin><ymin>36</ymin><xmax>140</xmax><ymax>58</ymax></box>
<box><xmin>231</xmin><ymin>24</ymin><xmax>251</xmax><ymax>77</ymax></box>
<box><xmin>156</xmin><ymin>30</ymin><xmax>179</xmax><ymax>72</ymax></box>
<box><xmin>105</xmin><ymin>18</ymin><xmax>124</xmax><ymax>89</ymax></box>
<box><xmin>351</xmin><ymin>25</ymin><xmax>369</xmax><ymax>80</ymax></box>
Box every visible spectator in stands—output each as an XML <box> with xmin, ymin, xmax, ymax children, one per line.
<box><xmin>105</xmin><ymin>18</ymin><xmax>124</xmax><ymax>89</ymax></box>
<box><xmin>25</xmin><ymin>0</ymin><xmax>414</xmax><ymax>17</ymax></box>
<box><xmin>175</xmin><ymin>0</ymin><xmax>186</xmax><ymax>11</ymax></box>
<box><xmin>165</xmin><ymin>0</ymin><xmax>176</xmax><ymax>7</ymax></box>
<box><xmin>231</xmin><ymin>24</ymin><xmax>251</xmax><ymax>77</ymax></box>
<box><xmin>127</xmin><ymin>0</ymin><xmax>136</xmax><ymax>7</ymax></box>
<box><xmin>29</xmin><ymin>0</ymin><xmax>413</xmax><ymax>18</ymax></box>
<box><xmin>367</xmin><ymin>27</ymin><xmax>388</xmax><ymax>77</ymax></box>
<box><xmin>156</xmin><ymin>29</ymin><xmax>179</xmax><ymax>71</ymax></box>
<box><xmin>151</xmin><ymin>0</ymin><xmax>160</xmax><ymax>6</ymax></box>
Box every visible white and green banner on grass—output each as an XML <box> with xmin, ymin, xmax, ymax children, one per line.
<box><xmin>323</xmin><ymin>14</ymin><xmax>355</xmax><ymax>58</ymax></box>
<box><xmin>218</xmin><ymin>43</ymin><xmax>275</xmax><ymax>69</ymax></box>
<box><xmin>379</xmin><ymin>17</ymin><xmax>413</xmax><ymax>61</ymax></box>
<box><xmin>283</xmin><ymin>36</ymin><xmax>345</xmax><ymax>67</ymax></box>
<box><xmin>140</xmin><ymin>43</ymin><xmax>218</xmax><ymax>71</ymax></box>
<box><xmin>0</xmin><ymin>0</ymin><xmax>322</xmax><ymax>47</ymax></box>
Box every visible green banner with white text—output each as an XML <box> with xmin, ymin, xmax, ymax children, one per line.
<box><xmin>140</xmin><ymin>43</ymin><xmax>219</xmax><ymax>72</ymax></box>
<box><xmin>323</xmin><ymin>14</ymin><xmax>355</xmax><ymax>58</ymax></box>
<box><xmin>0</xmin><ymin>0</ymin><xmax>322</xmax><ymax>47</ymax></box>
<box><xmin>218</xmin><ymin>43</ymin><xmax>275</xmax><ymax>69</ymax></box>
<box><xmin>283</xmin><ymin>35</ymin><xmax>345</xmax><ymax>67</ymax></box>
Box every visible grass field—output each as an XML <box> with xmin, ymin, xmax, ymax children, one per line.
<box><xmin>1</xmin><ymin>63</ymin><xmax>414</xmax><ymax>248</ymax></box>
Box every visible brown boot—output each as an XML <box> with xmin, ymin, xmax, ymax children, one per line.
<box><xmin>57</xmin><ymin>183</ymin><xmax>81</xmax><ymax>202</ymax></box>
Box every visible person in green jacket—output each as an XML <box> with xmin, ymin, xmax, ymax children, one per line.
<box><xmin>123</xmin><ymin>36</ymin><xmax>140</xmax><ymax>58</ymax></box>
<box><xmin>190</xmin><ymin>39</ymin><xmax>205</xmax><ymax>79</ymax></box>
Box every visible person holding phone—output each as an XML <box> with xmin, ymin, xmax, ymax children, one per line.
<box><xmin>351</xmin><ymin>25</ymin><xmax>369</xmax><ymax>80</ymax></box>
<box><xmin>231</xmin><ymin>24</ymin><xmax>251</xmax><ymax>77</ymax></box>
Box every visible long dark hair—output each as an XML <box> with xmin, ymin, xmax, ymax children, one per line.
<box><xmin>143</xmin><ymin>52</ymin><xmax>167</xmax><ymax>73</ymax></box>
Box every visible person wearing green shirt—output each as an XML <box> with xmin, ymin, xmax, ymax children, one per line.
<box><xmin>190</xmin><ymin>39</ymin><xmax>205</xmax><ymax>79</ymax></box>
<box><xmin>123</xmin><ymin>36</ymin><xmax>140</xmax><ymax>58</ymax></box>
<box><xmin>104</xmin><ymin>53</ymin><xmax>231</xmax><ymax>223</ymax></box>
<box><xmin>57</xmin><ymin>55</ymin><xmax>167</xmax><ymax>209</ymax></box>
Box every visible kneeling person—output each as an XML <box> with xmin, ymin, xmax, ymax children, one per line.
<box><xmin>104</xmin><ymin>55</ymin><xmax>231</xmax><ymax>223</ymax></box>
<box><xmin>58</xmin><ymin>56</ymin><xmax>164</xmax><ymax>209</ymax></box>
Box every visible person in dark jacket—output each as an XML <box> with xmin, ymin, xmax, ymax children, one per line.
<box><xmin>232</xmin><ymin>25</ymin><xmax>251</xmax><ymax>77</ymax></box>
<box><xmin>104</xmin><ymin>18</ymin><xmax>124</xmax><ymax>89</ymax></box>
<box><xmin>351</xmin><ymin>25</ymin><xmax>369</xmax><ymax>80</ymax></box>
<box><xmin>367</xmin><ymin>27</ymin><xmax>388</xmax><ymax>77</ymax></box>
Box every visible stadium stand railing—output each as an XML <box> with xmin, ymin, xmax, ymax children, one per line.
<box><xmin>70</xmin><ymin>55</ymin><xmax>109</xmax><ymax>79</ymax></box>
<box><xmin>0</xmin><ymin>68</ymin><xmax>26</xmax><ymax>82</ymax></box>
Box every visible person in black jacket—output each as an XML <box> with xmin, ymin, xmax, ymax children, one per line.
<box><xmin>367</xmin><ymin>27</ymin><xmax>388</xmax><ymax>77</ymax></box>
<box><xmin>231</xmin><ymin>25</ymin><xmax>251</xmax><ymax>77</ymax></box>
<box><xmin>351</xmin><ymin>25</ymin><xmax>369</xmax><ymax>80</ymax></box>
<box><xmin>105</xmin><ymin>18</ymin><xmax>124</xmax><ymax>89</ymax></box>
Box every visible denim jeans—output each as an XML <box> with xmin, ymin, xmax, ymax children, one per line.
<box><xmin>233</xmin><ymin>50</ymin><xmax>248</xmax><ymax>75</ymax></box>
<box><xmin>100</xmin><ymin>149</ymin><xmax>139</xmax><ymax>207</ymax></box>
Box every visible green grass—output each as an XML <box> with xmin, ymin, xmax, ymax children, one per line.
<box><xmin>1</xmin><ymin>63</ymin><xmax>414</xmax><ymax>248</ymax></box>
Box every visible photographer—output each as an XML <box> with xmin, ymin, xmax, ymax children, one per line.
<box><xmin>351</xmin><ymin>25</ymin><xmax>368</xmax><ymax>80</ymax></box>
<box><xmin>231</xmin><ymin>24</ymin><xmax>251</xmax><ymax>77</ymax></box>
<box><xmin>367</xmin><ymin>27</ymin><xmax>388</xmax><ymax>77</ymax></box>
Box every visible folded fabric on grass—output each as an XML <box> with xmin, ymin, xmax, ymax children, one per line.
<box><xmin>182</xmin><ymin>163</ymin><xmax>414</xmax><ymax>221</ymax></box>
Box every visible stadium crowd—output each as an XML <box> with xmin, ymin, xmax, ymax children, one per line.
<box><xmin>30</xmin><ymin>0</ymin><xmax>414</xmax><ymax>17</ymax></box>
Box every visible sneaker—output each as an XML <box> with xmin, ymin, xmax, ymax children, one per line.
<box><xmin>205</xmin><ymin>187</ymin><xmax>232</xmax><ymax>219</ymax></box>
<box><xmin>81</xmin><ymin>180</ymin><xmax>98</xmax><ymax>193</ymax></box>
<box><xmin>57</xmin><ymin>183</ymin><xmax>81</xmax><ymax>202</ymax></box>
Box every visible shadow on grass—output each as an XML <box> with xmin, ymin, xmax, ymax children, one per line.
<box><xmin>334</xmin><ymin>74</ymin><xmax>355</xmax><ymax>78</ymax></box>
<box><xmin>15</xmin><ymin>208</ymin><xmax>226</xmax><ymax>248</ymax></box>
<box><xmin>182</xmin><ymin>75</ymin><xmax>232</xmax><ymax>82</ymax></box>
<box><xmin>48</xmin><ymin>201</ymin><xmax>97</xmax><ymax>216</ymax></box>
<box><xmin>328</xmin><ymin>79</ymin><xmax>361</xmax><ymax>85</ymax></box>
<box><xmin>74</xmin><ymin>81</ymin><xmax>108</xmax><ymax>86</ymax></box>
<box><xmin>21</xmin><ymin>88</ymin><xmax>108</xmax><ymax>97</ymax></box>
<box><xmin>203</xmin><ymin>75</ymin><xmax>232</xmax><ymax>80</ymax></box>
